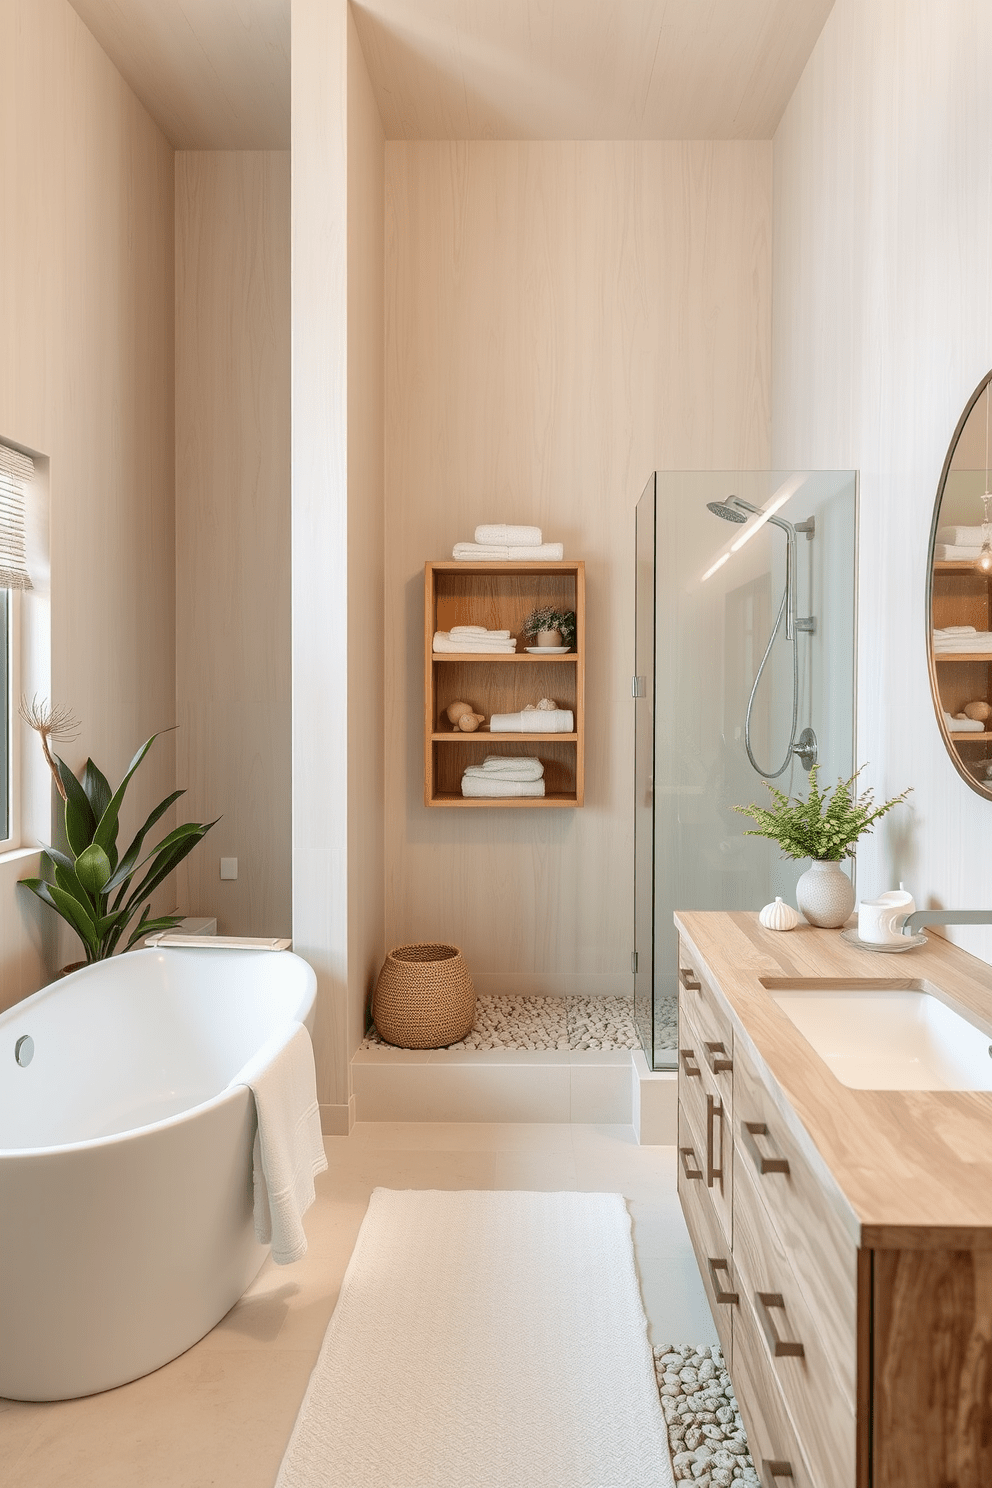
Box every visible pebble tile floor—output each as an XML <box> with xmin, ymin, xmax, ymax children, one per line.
<box><xmin>362</xmin><ymin>991</ymin><xmax>680</xmax><ymax>1053</ymax></box>
<box><xmin>4</xmin><ymin>1124</ymin><xmax>721</xmax><ymax>1487</ymax></box>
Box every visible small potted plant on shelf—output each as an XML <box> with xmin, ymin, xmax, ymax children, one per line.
<box><xmin>522</xmin><ymin>606</ymin><xmax>577</xmax><ymax>649</ymax></box>
<box><xmin>18</xmin><ymin>700</ymin><xmax>218</xmax><ymax>967</ymax></box>
<box><xmin>733</xmin><ymin>766</ymin><xmax>911</xmax><ymax>927</ymax></box>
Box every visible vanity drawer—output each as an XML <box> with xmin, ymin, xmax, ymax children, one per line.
<box><xmin>677</xmin><ymin>1013</ymin><xmax>733</xmax><ymax>1244</ymax></box>
<box><xmin>731</xmin><ymin>1283</ymin><xmax>817</xmax><ymax>1488</ymax></box>
<box><xmin>678</xmin><ymin>944</ymin><xmax>735</xmax><ymax>1108</ymax></box>
<box><xmin>733</xmin><ymin>1142</ymin><xmax>857</xmax><ymax>1488</ymax></box>
<box><xmin>678</xmin><ymin>1101</ymin><xmax>735</xmax><ymax>1366</ymax></box>
<box><xmin>734</xmin><ymin>1036</ymin><xmax>857</xmax><ymax>1400</ymax></box>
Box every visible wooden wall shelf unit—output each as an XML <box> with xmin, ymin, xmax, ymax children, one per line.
<box><xmin>931</xmin><ymin>558</ymin><xmax>992</xmax><ymax>764</ymax></box>
<box><xmin>424</xmin><ymin>560</ymin><xmax>585</xmax><ymax>807</ymax></box>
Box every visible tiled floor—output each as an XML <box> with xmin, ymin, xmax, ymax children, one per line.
<box><xmin>3</xmin><ymin>1123</ymin><xmax>715</xmax><ymax>1487</ymax></box>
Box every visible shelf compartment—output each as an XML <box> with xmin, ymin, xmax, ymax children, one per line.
<box><xmin>432</xmin><ymin>732</ymin><xmax>578</xmax><ymax>743</ymax></box>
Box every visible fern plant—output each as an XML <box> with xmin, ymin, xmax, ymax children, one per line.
<box><xmin>19</xmin><ymin>731</ymin><xmax>217</xmax><ymax>961</ymax></box>
<box><xmin>733</xmin><ymin>766</ymin><xmax>911</xmax><ymax>861</ymax></box>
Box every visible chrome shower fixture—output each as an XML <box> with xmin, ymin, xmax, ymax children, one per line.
<box><xmin>707</xmin><ymin>495</ymin><xmax>817</xmax><ymax>778</ymax></box>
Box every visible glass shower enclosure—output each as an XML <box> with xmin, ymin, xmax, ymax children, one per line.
<box><xmin>634</xmin><ymin>470</ymin><xmax>858</xmax><ymax>1068</ymax></box>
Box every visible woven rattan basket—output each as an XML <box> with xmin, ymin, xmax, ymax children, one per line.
<box><xmin>372</xmin><ymin>943</ymin><xmax>476</xmax><ymax>1049</ymax></box>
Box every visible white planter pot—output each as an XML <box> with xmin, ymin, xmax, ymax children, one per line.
<box><xmin>536</xmin><ymin>629</ymin><xmax>562</xmax><ymax>648</ymax></box>
<box><xmin>795</xmin><ymin>860</ymin><xmax>855</xmax><ymax>928</ymax></box>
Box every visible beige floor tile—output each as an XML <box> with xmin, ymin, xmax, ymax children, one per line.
<box><xmin>342</xmin><ymin>1120</ymin><xmax>576</xmax><ymax>1152</ymax></box>
<box><xmin>492</xmin><ymin>1147</ymin><xmax>579</xmax><ymax>1190</ymax></box>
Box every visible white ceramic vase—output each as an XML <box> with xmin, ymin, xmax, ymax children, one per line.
<box><xmin>795</xmin><ymin>859</ymin><xmax>855</xmax><ymax>928</ymax></box>
<box><xmin>536</xmin><ymin>628</ymin><xmax>562</xmax><ymax>647</ymax></box>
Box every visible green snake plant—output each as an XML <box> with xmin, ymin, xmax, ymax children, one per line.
<box><xmin>19</xmin><ymin>732</ymin><xmax>217</xmax><ymax>962</ymax></box>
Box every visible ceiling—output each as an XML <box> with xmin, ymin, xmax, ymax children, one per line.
<box><xmin>68</xmin><ymin>0</ymin><xmax>290</xmax><ymax>149</ymax></box>
<box><xmin>351</xmin><ymin>0</ymin><xmax>836</xmax><ymax>141</ymax></box>
<box><xmin>67</xmin><ymin>0</ymin><xmax>835</xmax><ymax>150</ymax></box>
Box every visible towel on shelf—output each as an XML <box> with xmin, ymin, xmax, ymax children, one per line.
<box><xmin>452</xmin><ymin>542</ymin><xmax>564</xmax><ymax>561</ymax></box>
<box><xmin>461</xmin><ymin>775</ymin><xmax>546</xmax><ymax>798</ymax></box>
<box><xmin>229</xmin><ymin>1021</ymin><xmax>327</xmax><ymax>1265</ymax></box>
<box><xmin>464</xmin><ymin>759</ymin><xmax>544</xmax><ymax>784</ymax></box>
<box><xmin>937</xmin><ymin>526</ymin><xmax>989</xmax><ymax>546</ymax></box>
<box><xmin>934</xmin><ymin>625</ymin><xmax>978</xmax><ymax>635</ymax></box>
<box><xmin>477</xmin><ymin>754</ymin><xmax>545</xmax><ymax>776</ymax></box>
<box><xmin>449</xmin><ymin>626</ymin><xmax>512</xmax><ymax>639</ymax></box>
<box><xmin>433</xmin><ymin>631</ymin><xmax>517</xmax><ymax>653</ymax></box>
<box><xmin>490</xmin><ymin>709</ymin><xmax>574</xmax><ymax>733</ymax></box>
<box><xmin>935</xmin><ymin>544</ymin><xmax>984</xmax><ymax>560</ymax></box>
<box><xmin>944</xmin><ymin>711</ymin><xmax>985</xmax><ymax>732</ymax></box>
<box><xmin>474</xmin><ymin>524</ymin><xmax>543</xmax><ymax>547</ymax></box>
<box><xmin>934</xmin><ymin>630</ymin><xmax>992</xmax><ymax>651</ymax></box>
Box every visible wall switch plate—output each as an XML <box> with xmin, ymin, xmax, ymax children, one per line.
<box><xmin>220</xmin><ymin>857</ymin><xmax>238</xmax><ymax>880</ymax></box>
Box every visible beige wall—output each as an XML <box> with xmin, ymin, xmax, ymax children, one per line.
<box><xmin>771</xmin><ymin>0</ymin><xmax>992</xmax><ymax>960</ymax></box>
<box><xmin>175</xmin><ymin>150</ymin><xmax>292</xmax><ymax>937</ymax></box>
<box><xmin>384</xmin><ymin>141</ymin><xmax>772</xmax><ymax>996</ymax></box>
<box><xmin>0</xmin><ymin>0</ymin><xmax>175</xmax><ymax>1006</ymax></box>
<box><xmin>292</xmin><ymin>0</ymin><xmax>386</xmax><ymax>1129</ymax></box>
<box><xmin>347</xmin><ymin>11</ymin><xmax>386</xmax><ymax>1073</ymax></box>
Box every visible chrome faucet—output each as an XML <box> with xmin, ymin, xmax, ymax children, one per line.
<box><xmin>903</xmin><ymin>909</ymin><xmax>992</xmax><ymax>935</ymax></box>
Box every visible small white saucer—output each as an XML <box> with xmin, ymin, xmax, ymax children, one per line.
<box><xmin>839</xmin><ymin>928</ymin><xmax>927</xmax><ymax>953</ymax></box>
<box><xmin>525</xmin><ymin>645</ymin><xmax>570</xmax><ymax>654</ymax></box>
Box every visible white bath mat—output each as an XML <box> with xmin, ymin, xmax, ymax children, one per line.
<box><xmin>275</xmin><ymin>1188</ymin><xmax>674</xmax><ymax>1488</ymax></box>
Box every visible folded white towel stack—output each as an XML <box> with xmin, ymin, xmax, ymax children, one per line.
<box><xmin>475</xmin><ymin>524</ymin><xmax>543</xmax><ymax>547</ymax></box>
<box><xmin>433</xmin><ymin>630</ymin><xmax>517</xmax><ymax>653</ymax></box>
<box><xmin>490</xmin><ymin>709</ymin><xmax>573</xmax><ymax>733</ymax></box>
<box><xmin>937</xmin><ymin>526</ymin><xmax>989</xmax><ymax>546</ymax></box>
<box><xmin>450</xmin><ymin>626</ymin><xmax>511</xmax><ymax>639</ymax></box>
<box><xmin>229</xmin><ymin>1021</ymin><xmax>327</xmax><ymax>1265</ymax></box>
<box><xmin>935</xmin><ymin>544</ymin><xmax>984</xmax><ymax>560</ymax></box>
<box><xmin>945</xmin><ymin>711</ymin><xmax>985</xmax><ymax>732</ymax></box>
<box><xmin>934</xmin><ymin>626</ymin><xmax>992</xmax><ymax>651</ymax></box>
<box><xmin>452</xmin><ymin>542</ymin><xmax>564</xmax><ymax>562</ymax></box>
<box><xmin>461</xmin><ymin>755</ymin><xmax>546</xmax><ymax>797</ymax></box>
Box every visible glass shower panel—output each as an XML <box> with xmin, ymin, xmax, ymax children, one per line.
<box><xmin>633</xmin><ymin>475</ymin><xmax>656</xmax><ymax>1058</ymax></box>
<box><xmin>637</xmin><ymin>470</ymin><xmax>857</xmax><ymax>1070</ymax></box>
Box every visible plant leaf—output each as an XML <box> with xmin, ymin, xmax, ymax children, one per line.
<box><xmin>53</xmin><ymin>859</ymin><xmax>97</xmax><ymax>915</ymax></box>
<box><xmin>118</xmin><ymin>821</ymin><xmax>218</xmax><ymax>918</ymax></box>
<box><xmin>47</xmin><ymin>882</ymin><xmax>100</xmax><ymax>955</ymax></box>
<box><xmin>55</xmin><ymin>755</ymin><xmax>97</xmax><ymax>857</ymax></box>
<box><xmin>124</xmin><ymin>912</ymin><xmax>184</xmax><ymax>952</ymax></box>
<box><xmin>81</xmin><ymin>759</ymin><xmax>112</xmax><ymax>825</ymax></box>
<box><xmin>93</xmin><ymin>732</ymin><xmax>171</xmax><ymax>861</ymax></box>
<box><xmin>103</xmin><ymin>790</ymin><xmax>186</xmax><ymax>894</ymax></box>
<box><xmin>75</xmin><ymin>843</ymin><xmax>113</xmax><ymax>895</ymax></box>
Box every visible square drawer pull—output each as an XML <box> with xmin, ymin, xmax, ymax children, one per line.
<box><xmin>680</xmin><ymin>1047</ymin><xmax>701</xmax><ymax>1078</ymax></box>
<box><xmin>679</xmin><ymin>1145</ymin><xmax>703</xmax><ymax>1181</ymax></box>
<box><xmin>742</xmin><ymin>1120</ymin><xmax>790</xmax><ymax>1175</ymax></box>
<box><xmin>761</xmin><ymin>1462</ymin><xmax>794</xmax><ymax>1486</ymax></box>
<box><xmin>705</xmin><ymin>1039</ymin><xmax>733</xmax><ymax>1074</ymax></box>
<box><xmin>707</xmin><ymin>1256</ymin><xmax>739</xmax><ymax>1305</ymax></box>
<box><xmin>756</xmin><ymin>1292</ymin><xmax>805</xmax><ymax>1358</ymax></box>
<box><xmin>706</xmin><ymin>1093</ymin><xmax>723</xmax><ymax>1186</ymax></box>
<box><xmin>679</xmin><ymin>965</ymin><xmax>701</xmax><ymax>991</ymax></box>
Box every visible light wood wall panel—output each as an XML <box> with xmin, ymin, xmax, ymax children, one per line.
<box><xmin>292</xmin><ymin>0</ymin><xmax>386</xmax><ymax>1127</ymax></box>
<box><xmin>347</xmin><ymin>10</ymin><xmax>386</xmax><ymax>1070</ymax></box>
<box><xmin>175</xmin><ymin>150</ymin><xmax>291</xmax><ymax>938</ymax></box>
<box><xmin>771</xmin><ymin>0</ymin><xmax>992</xmax><ymax>961</ymax></box>
<box><xmin>0</xmin><ymin>0</ymin><xmax>175</xmax><ymax>1007</ymax></box>
<box><xmin>384</xmin><ymin>141</ymin><xmax>772</xmax><ymax>995</ymax></box>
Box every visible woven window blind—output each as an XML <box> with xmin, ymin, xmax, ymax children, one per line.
<box><xmin>0</xmin><ymin>444</ymin><xmax>34</xmax><ymax>591</ymax></box>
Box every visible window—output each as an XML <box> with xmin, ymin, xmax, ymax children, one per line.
<box><xmin>0</xmin><ymin>443</ymin><xmax>35</xmax><ymax>852</ymax></box>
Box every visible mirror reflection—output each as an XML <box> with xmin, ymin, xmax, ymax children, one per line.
<box><xmin>930</xmin><ymin>371</ymin><xmax>992</xmax><ymax>796</ymax></box>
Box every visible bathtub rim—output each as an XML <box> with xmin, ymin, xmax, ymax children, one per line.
<box><xmin>0</xmin><ymin>945</ymin><xmax>317</xmax><ymax>1160</ymax></box>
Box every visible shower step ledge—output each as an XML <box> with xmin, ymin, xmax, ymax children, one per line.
<box><xmin>351</xmin><ymin>1046</ymin><xmax>676</xmax><ymax>1142</ymax></box>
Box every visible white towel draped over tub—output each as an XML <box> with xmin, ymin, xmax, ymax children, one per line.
<box><xmin>229</xmin><ymin>1020</ymin><xmax>327</xmax><ymax>1265</ymax></box>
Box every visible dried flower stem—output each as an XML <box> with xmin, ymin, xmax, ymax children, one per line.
<box><xmin>19</xmin><ymin>696</ymin><xmax>80</xmax><ymax>802</ymax></box>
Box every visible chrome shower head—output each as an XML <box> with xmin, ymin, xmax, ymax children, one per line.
<box><xmin>706</xmin><ymin>499</ymin><xmax>748</xmax><ymax>524</ymax></box>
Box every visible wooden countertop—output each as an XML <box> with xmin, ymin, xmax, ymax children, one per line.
<box><xmin>674</xmin><ymin>910</ymin><xmax>992</xmax><ymax>1250</ymax></box>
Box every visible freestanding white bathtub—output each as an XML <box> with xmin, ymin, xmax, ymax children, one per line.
<box><xmin>0</xmin><ymin>946</ymin><xmax>318</xmax><ymax>1401</ymax></box>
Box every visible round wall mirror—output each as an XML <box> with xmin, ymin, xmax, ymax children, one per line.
<box><xmin>928</xmin><ymin>369</ymin><xmax>992</xmax><ymax>797</ymax></box>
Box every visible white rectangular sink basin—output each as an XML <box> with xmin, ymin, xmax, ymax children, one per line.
<box><xmin>769</xmin><ymin>987</ymin><xmax>992</xmax><ymax>1090</ymax></box>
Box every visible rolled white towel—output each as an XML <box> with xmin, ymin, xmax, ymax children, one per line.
<box><xmin>937</xmin><ymin>526</ymin><xmax>988</xmax><ymax>545</ymax></box>
<box><xmin>452</xmin><ymin>542</ymin><xmax>564</xmax><ymax>561</ymax></box>
<box><xmin>935</xmin><ymin>544</ymin><xmax>983</xmax><ymax>560</ymax></box>
<box><xmin>433</xmin><ymin>631</ymin><xmax>516</xmax><ymax>653</ymax></box>
<box><xmin>449</xmin><ymin>626</ymin><xmax>512</xmax><ymax>639</ymax></box>
<box><xmin>491</xmin><ymin>709</ymin><xmax>573</xmax><ymax>733</ymax></box>
<box><xmin>461</xmin><ymin>775</ymin><xmax>546</xmax><ymax>798</ymax></box>
<box><xmin>475</xmin><ymin>524</ymin><xmax>542</xmax><ymax>547</ymax></box>
<box><xmin>945</xmin><ymin>711</ymin><xmax>985</xmax><ymax>732</ymax></box>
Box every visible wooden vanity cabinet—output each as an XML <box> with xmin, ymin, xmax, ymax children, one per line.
<box><xmin>675</xmin><ymin>919</ymin><xmax>992</xmax><ymax>1488</ymax></box>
